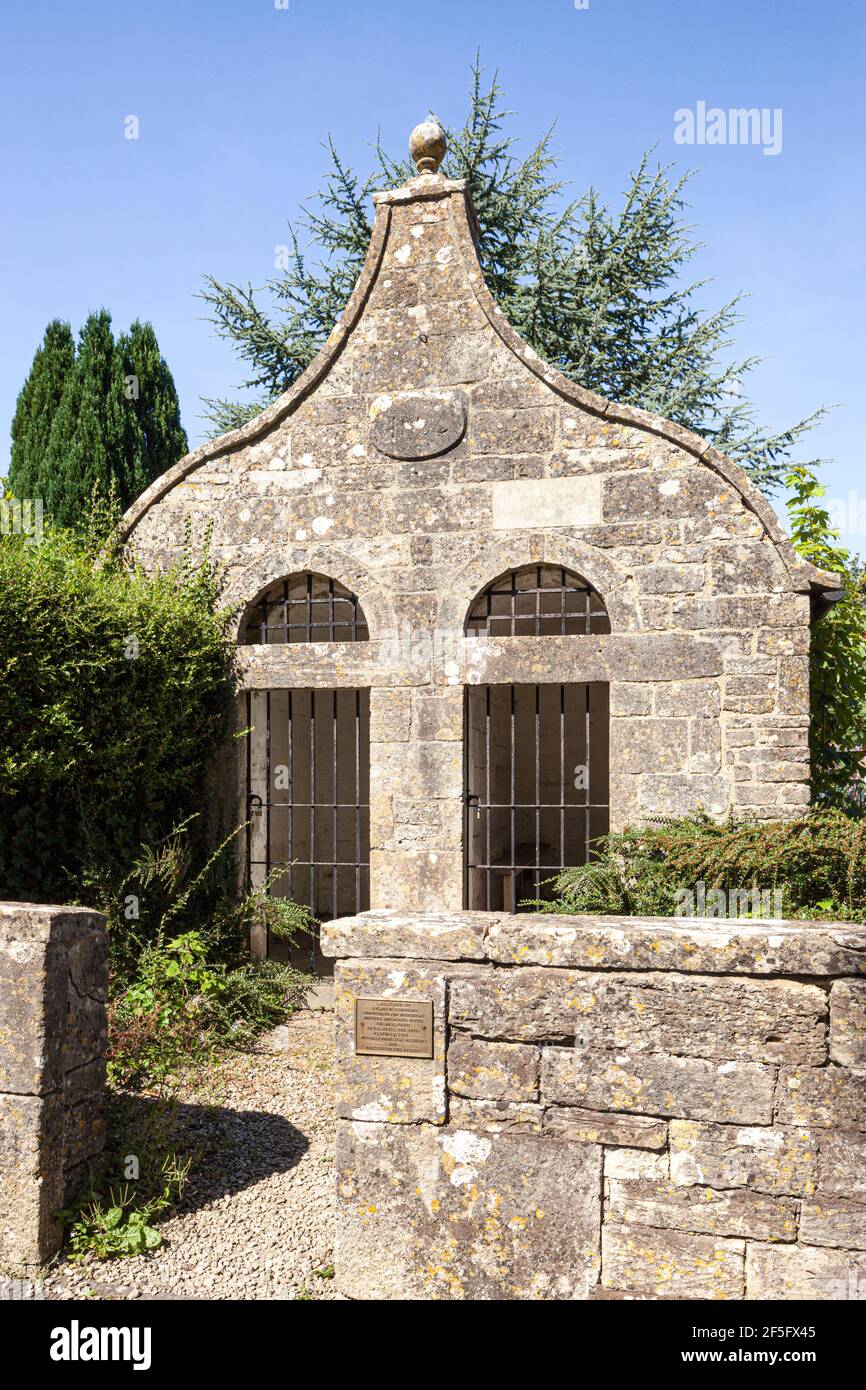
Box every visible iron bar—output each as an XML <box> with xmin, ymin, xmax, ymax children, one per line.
<box><xmin>462</xmin><ymin>689</ymin><xmax>469</xmax><ymax>910</ymax></box>
<box><xmin>510</xmin><ymin>683</ymin><xmax>516</xmax><ymax>913</ymax></box>
<box><xmin>485</xmin><ymin>684</ymin><xmax>491</xmax><ymax>911</ymax></box>
<box><xmin>534</xmin><ymin>684</ymin><xmax>541</xmax><ymax>901</ymax></box>
<box><xmin>245</xmin><ymin>689</ymin><xmax>252</xmax><ymax>891</ymax></box>
<box><xmin>332</xmin><ymin>689</ymin><xmax>338</xmax><ymax>920</ymax></box>
<box><xmin>287</xmin><ymin>690</ymin><xmax>293</xmax><ymax>902</ymax></box>
<box><xmin>251</xmin><ymin>801</ymin><xmax>363</xmax><ymax>809</ymax></box>
<box><xmin>355</xmin><ymin>688</ymin><xmax>361</xmax><ymax>913</ymax></box>
<box><xmin>309</xmin><ymin>689</ymin><xmax>316</xmax><ymax>917</ymax></box>
<box><xmin>249</xmin><ymin>859</ymin><xmax>367</xmax><ymax>869</ymax></box>
<box><xmin>265</xmin><ymin>689</ymin><xmax>271</xmax><ymax>950</ymax></box>
<box><xmin>560</xmin><ymin>683</ymin><xmax>565</xmax><ymax>892</ymax></box>
<box><xmin>585</xmin><ymin>684</ymin><xmax>592</xmax><ymax>863</ymax></box>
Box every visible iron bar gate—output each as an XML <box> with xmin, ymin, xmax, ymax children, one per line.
<box><xmin>246</xmin><ymin>687</ymin><xmax>370</xmax><ymax>966</ymax></box>
<box><xmin>463</xmin><ymin>682</ymin><xmax>610</xmax><ymax>911</ymax></box>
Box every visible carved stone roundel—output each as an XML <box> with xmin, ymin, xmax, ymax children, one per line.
<box><xmin>370</xmin><ymin>393</ymin><xmax>466</xmax><ymax>460</ymax></box>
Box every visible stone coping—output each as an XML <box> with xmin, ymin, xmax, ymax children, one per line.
<box><xmin>0</xmin><ymin>902</ymin><xmax>105</xmax><ymax>941</ymax></box>
<box><xmin>320</xmin><ymin>909</ymin><xmax>866</xmax><ymax>978</ymax></box>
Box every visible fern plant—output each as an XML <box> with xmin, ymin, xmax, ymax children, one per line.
<box><xmin>537</xmin><ymin>810</ymin><xmax>866</xmax><ymax>923</ymax></box>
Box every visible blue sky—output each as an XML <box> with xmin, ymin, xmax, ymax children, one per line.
<box><xmin>1</xmin><ymin>0</ymin><xmax>863</xmax><ymax>543</ymax></box>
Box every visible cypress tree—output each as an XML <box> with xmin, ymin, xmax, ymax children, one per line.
<box><xmin>116</xmin><ymin>320</ymin><xmax>188</xmax><ymax>500</ymax></box>
<box><xmin>43</xmin><ymin>310</ymin><xmax>123</xmax><ymax>528</ymax></box>
<box><xmin>7</xmin><ymin>320</ymin><xmax>75</xmax><ymax>499</ymax></box>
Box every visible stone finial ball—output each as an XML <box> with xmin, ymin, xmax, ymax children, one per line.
<box><xmin>409</xmin><ymin>118</ymin><xmax>447</xmax><ymax>174</ymax></box>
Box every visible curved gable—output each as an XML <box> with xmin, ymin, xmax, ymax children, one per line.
<box><xmin>122</xmin><ymin>170</ymin><xmax>836</xmax><ymax>602</ymax></box>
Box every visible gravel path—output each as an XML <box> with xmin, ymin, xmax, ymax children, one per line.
<box><xmin>44</xmin><ymin>1008</ymin><xmax>339</xmax><ymax>1301</ymax></box>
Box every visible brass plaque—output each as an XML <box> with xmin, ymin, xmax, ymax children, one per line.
<box><xmin>354</xmin><ymin>997</ymin><xmax>434</xmax><ymax>1059</ymax></box>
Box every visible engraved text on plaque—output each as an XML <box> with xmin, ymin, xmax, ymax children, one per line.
<box><xmin>354</xmin><ymin>997</ymin><xmax>434</xmax><ymax>1059</ymax></box>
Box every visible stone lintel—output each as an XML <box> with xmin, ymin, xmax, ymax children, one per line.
<box><xmin>236</xmin><ymin>632</ymin><xmax>724</xmax><ymax>693</ymax></box>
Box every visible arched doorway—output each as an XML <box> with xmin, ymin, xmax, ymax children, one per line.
<box><xmin>463</xmin><ymin>564</ymin><xmax>610</xmax><ymax>910</ymax></box>
<box><xmin>241</xmin><ymin>573</ymin><xmax>371</xmax><ymax>963</ymax></box>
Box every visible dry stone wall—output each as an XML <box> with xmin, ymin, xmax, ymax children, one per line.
<box><xmin>0</xmin><ymin>903</ymin><xmax>107</xmax><ymax>1265</ymax></box>
<box><xmin>323</xmin><ymin>910</ymin><xmax>866</xmax><ymax>1300</ymax></box>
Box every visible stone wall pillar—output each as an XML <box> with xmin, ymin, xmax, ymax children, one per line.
<box><xmin>323</xmin><ymin>909</ymin><xmax>866</xmax><ymax>1301</ymax></box>
<box><xmin>0</xmin><ymin>903</ymin><xmax>107</xmax><ymax>1265</ymax></box>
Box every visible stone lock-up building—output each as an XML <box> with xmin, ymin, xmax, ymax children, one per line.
<box><xmin>121</xmin><ymin>122</ymin><xmax>866</xmax><ymax>1300</ymax></box>
<box><xmin>122</xmin><ymin>119</ymin><xmax>838</xmax><ymax>942</ymax></box>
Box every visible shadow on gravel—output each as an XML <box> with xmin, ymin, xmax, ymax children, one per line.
<box><xmin>110</xmin><ymin>1093</ymin><xmax>311</xmax><ymax>1218</ymax></box>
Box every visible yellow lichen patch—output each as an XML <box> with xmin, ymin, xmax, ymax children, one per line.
<box><xmin>609</xmin><ymin>1066</ymin><xmax>643</xmax><ymax>1110</ymax></box>
<box><xmin>567</xmin><ymin>992</ymin><xmax>597</xmax><ymax>1013</ymax></box>
<box><xmin>421</xmin><ymin>1254</ymin><xmax>465</xmax><ymax>1300</ymax></box>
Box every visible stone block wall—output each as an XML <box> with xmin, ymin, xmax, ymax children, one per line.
<box><xmin>323</xmin><ymin>910</ymin><xmax>866</xmax><ymax>1300</ymax></box>
<box><xmin>0</xmin><ymin>903</ymin><xmax>107</xmax><ymax>1265</ymax></box>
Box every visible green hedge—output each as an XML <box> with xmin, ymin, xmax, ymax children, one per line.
<box><xmin>0</xmin><ymin>521</ymin><xmax>234</xmax><ymax>904</ymax></box>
